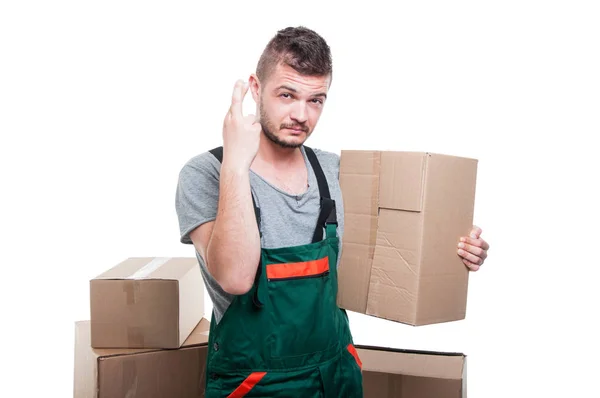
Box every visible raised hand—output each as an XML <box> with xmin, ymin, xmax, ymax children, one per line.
<box><xmin>222</xmin><ymin>79</ymin><xmax>262</xmax><ymax>170</ymax></box>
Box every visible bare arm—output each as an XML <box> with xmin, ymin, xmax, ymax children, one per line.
<box><xmin>190</xmin><ymin>80</ymin><xmax>261</xmax><ymax>295</ymax></box>
<box><xmin>191</xmin><ymin>166</ymin><xmax>260</xmax><ymax>295</ymax></box>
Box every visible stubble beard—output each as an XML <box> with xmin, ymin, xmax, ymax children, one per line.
<box><xmin>259</xmin><ymin>100</ymin><xmax>308</xmax><ymax>149</ymax></box>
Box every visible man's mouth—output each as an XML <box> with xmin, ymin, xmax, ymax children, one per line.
<box><xmin>283</xmin><ymin>127</ymin><xmax>307</xmax><ymax>134</ymax></box>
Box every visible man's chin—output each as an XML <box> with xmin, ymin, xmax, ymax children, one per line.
<box><xmin>264</xmin><ymin>131</ymin><xmax>307</xmax><ymax>149</ymax></box>
<box><xmin>277</xmin><ymin>139</ymin><xmax>304</xmax><ymax>149</ymax></box>
<box><xmin>283</xmin><ymin>135</ymin><xmax>309</xmax><ymax>148</ymax></box>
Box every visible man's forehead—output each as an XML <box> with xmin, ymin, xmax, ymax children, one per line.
<box><xmin>268</xmin><ymin>64</ymin><xmax>330</xmax><ymax>93</ymax></box>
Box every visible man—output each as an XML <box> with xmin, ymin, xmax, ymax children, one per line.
<box><xmin>176</xmin><ymin>26</ymin><xmax>489</xmax><ymax>397</ymax></box>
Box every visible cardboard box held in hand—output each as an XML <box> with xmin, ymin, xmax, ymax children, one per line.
<box><xmin>337</xmin><ymin>150</ymin><xmax>478</xmax><ymax>326</ymax></box>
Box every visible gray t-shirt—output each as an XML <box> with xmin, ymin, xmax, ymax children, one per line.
<box><xmin>175</xmin><ymin>146</ymin><xmax>345</xmax><ymax>324</ymax></box>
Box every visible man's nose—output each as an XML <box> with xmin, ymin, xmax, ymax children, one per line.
<box><xmin>290</xmin><ymin>101</ymin><xmax>308</xmax><ymax>124</ymax></box>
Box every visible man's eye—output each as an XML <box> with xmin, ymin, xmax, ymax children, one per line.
<box><xmin>312</xmin><ymin>98</ymin><xmax>323</xmax><ymax>104</ymax></box>
<box><xmin>280</xmin><ymin>93</ymin><xmax>291</xmax><ymax>98</ymax></box>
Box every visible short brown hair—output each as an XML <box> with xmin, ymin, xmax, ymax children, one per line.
<box><xmin>256</xmin><ymin>26</ymin><xmax>332</xmax><ymax>84</ymax></box>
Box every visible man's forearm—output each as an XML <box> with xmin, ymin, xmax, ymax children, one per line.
<box><xmin>206</xmin><ymin>164</ymin><xmax>261</xmax><ymax>295</ymax></box>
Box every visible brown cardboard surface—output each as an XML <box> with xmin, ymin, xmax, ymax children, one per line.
<box><xmin>357</xmin><ymin>345</ymin><xmax>467</xmax><ymax>398</ymax></box>
<box><xmin>363</xmin><ymin>372</ymin><xmax>464</xmax><ymax>398</ymax></box>
<box><xmin>379</xmin><ymin>151</ymin><xmax>425</xmax><ymax>211</ymax></box>
<box><xmin>90</xmin><ymin>257</ymin><xmax>204</xmax><ymax>348</ymax></box>
<box><xmin>74</xmin><ymin>318</ymin><xmax>210</xmax><ymax>398</ymax></box>
<box><xmin>337</xmin><ymin>151</ymin><xmax>381</xmax><ymax>315</ymax></box>
<box><xmin>338</xmin><ymin>150</ymin><xmax>478</xmax><ymax>326</ymax></box>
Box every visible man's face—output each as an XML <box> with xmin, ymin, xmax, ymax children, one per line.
<box><xmin>255</xmin><ymin>63</ymin><xmax>330</xmax><ymax>149</ymax></box>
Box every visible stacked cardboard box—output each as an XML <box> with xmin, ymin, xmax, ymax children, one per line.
<box><xmin>359</xmin><ymin>345</ymin><xmax>467</xmax><ymax>398</ymax></box>
<box><xmin>88</xmin><ymin>257</ymin><xmax>205</xmax><ymax>348</ymax></box>
<box><xmin>73</xmin><ymin>257</ymin><xmax>208</xmax><ymax>397</ymax></box>
<box><xmin>73</xmin><ymin>318</ymin><xmax>210</xmax><ymax>397</ymax></box>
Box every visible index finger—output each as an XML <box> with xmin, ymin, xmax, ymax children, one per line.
<box><xmin>229</xmin><ymin>80</ymin><xmax>249</xmax><ymax>118</ymax></box>
<box><xmin>461</xmin><ymin>236</ymin><xmax>489</xmax><ymax>251</ymax></box>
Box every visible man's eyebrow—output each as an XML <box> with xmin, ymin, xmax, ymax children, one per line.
<box><xmin>276</xmin><ymin>85</ymin><xmax>297</xmax><ymax>93</ymax></box>
<box><xmin>276</xmin><ymin>85</ymin><xmax>327</xmax><ymax>99</ymax></box>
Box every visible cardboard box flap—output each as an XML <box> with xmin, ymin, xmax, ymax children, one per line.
<box><xmin>338</xmin><ymin>150</ymin><xmax>382</xmax><ymax>314</ymax></box>
<box><xmin>180</xmin><ymin>318</ymin><xmax>211</xmax><ymax>346</ymax></box>
<box><xmin>355</xmin><ymin>345</ymin><xmax>466</xmax><ymax>380</ymax></box>
<box><xmin>379</xmin><ymin>152</ymin><xmax>426</xmax><ymax>212</ymax></box>
<box><xmin>93</xmin><ymin>257</ymin><xmax>198</xmax><ymax>281</ymax></box>
<box><xmin>339</xmin><ymin>150</ymin><xmax>381</xmax><ymax>216</ymax></box>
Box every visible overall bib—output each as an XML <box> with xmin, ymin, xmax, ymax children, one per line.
<box><xmin>205</xmin><ymin>146</ymin><xmax>363</xmax><ymax>397</ymax></box>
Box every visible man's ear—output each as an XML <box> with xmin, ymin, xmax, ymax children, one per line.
<box><xmin>248</xmin><ymin>74</ymin><xmax>260</xmax><ymax>103</ymax></box>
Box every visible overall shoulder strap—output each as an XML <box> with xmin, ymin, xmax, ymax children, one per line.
<box><xmin>208</xmin><ymin>146</ymin><xmax>224</xmax><ymax>162</ymax></box>
<box><xmin>304</xmin><ymin>146</ymin><xmax>337</xmax><ymax>243</ymax></box>
<box><xmin>304</xmin><ymin>146</ymin><xmax>331</xmax><ymax>199</ymax></box>
<box><xmin>209</xmin><ymin>147</ymin><xmax>265</xmax><ymax>308</ymax></box>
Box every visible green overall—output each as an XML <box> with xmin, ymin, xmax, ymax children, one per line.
<box><xmin>205</xmin><ymin>146</ymin><xmax>363</xmax><ymax>397</ymax></box>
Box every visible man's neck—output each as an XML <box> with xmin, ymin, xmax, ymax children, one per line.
<box><xmin>253</xmin><ymin>134</ymin><xmax>303</xmax><ymax>169</ymax></box>
<box><xmin>250</xmin><ymin>133</ymin><xmax>308</xmax><ymax>195</ymax></box>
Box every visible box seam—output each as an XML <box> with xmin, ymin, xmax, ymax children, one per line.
<box><xmin>415</xmin><ymin>153</ymin><xmax>429</xmax><ymax>324</ymax></box>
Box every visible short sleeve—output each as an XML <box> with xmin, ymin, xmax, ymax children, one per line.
<box><xmin>175</xmin><ymin>153</ymin><xmax>220</xmax><ymax>244</ymax></box>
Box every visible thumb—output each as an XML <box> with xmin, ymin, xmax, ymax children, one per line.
<box><xmin>470</xmin><ymin>225</ymin><xmax>482</xmax><ymax>239</ymax></box>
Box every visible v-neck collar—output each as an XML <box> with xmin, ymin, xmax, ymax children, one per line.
<box><xmin>250</xmin><ymin>146</ymin><xmax>314</xmax><ymax>199</ymax></box>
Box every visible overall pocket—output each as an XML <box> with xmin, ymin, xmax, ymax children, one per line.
<box><xmin>265</xmin><ymin>254</ymin><xmax>339</xmax><ymax>359</ymax></box>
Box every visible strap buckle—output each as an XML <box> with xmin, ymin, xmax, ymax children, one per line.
<box><xmin>324</xmin><ymin>198</ymin><xmax>338</xmax><ymax>225</ymax></box>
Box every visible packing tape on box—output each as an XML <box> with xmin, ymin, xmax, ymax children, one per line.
<box><xmin>127</xmin><ymin>257</ymin><xmax>172</xmax><ymax>279</ymax></box>
<box><xmin>127</xmin><ymin>326</ymin><xmax>145</xmax><ymax>346</ymax></box>
<box><xmin>122</xmin><ymin>258</ymin><xmax>172</xmax><ymax>305</ymax></box>
<box><xmin>122</xmin><ymin>357</ymin><xmax>139</xmax><ymax>396</ymax></box>
<box><xmin>123</xmin><ymin>280</ymin><xmax>140</xmax><ymax>305</ymax></box>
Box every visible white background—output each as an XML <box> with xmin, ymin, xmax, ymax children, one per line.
<box><xmin>1</xmin><ymin>1</ymin><xmax>599</xmax><ymax>397</ymax></box>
